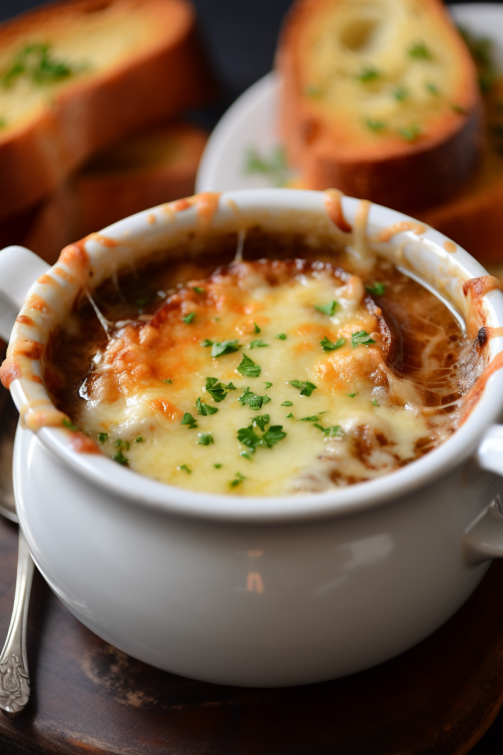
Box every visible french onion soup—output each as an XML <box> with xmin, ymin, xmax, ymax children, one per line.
<box><xmin>39</xmin><ymin>228</ymin><xmax>491</xmax><ymax>496</ymax></box>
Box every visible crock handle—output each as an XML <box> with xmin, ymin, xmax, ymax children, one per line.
<box><xmin>0</xmin><ymin>246</ymin><xmax>50</xmax><ymax>343</ymax></box>
<box><xmin>464</xmin><ymin>425</ymin><xmax>503</xmax><ymax>564</ymax></box>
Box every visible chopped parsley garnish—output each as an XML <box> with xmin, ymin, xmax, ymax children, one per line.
<box><xmin>238</xmin><ymin>387</ymin><xmax>271</xmax><ymax>410</ymax></box>
<box><xmin>300</xmin><ymin>415</ymin><xmax>319</xmax><ymax>422</ymax></box>
<box><xmin>426</xmin><ymin>82</ymin><xmax>439</xmax><ymax>95</ymax></box>
<box><xmin>135</xmin><ymin>436</ymin><xmax>144</xmax><ymax>443</ymax></box>
<box><xmin>201</xmin><ymin>339</ymin><xmax>213</xmax><ymax>347</ymax></box>
<box><xmin>230</xmin><ymin>472</ymin><xmax>246</xmax><ymax>487</ymax></box>
<box><xmin>249</xmin><ymin>339</ymin><xmax>269</xmax><ymax>349</ymax></box>
<box><xmin>281</xmin><ymin>401</ymin><xmax>293</xmax><ymax>407</ymax></box>
<box><xmin>113</xmin><ymin>450</ymin><xmax>128</xmax><ymax>465</ymax></box>
<box><xmin>352</xmin><ymin>330</ymin><xmax>376</xmax><ymax>347</ymax></box>
<box><xmin>409</xmin><ymin>41</ymin><xmax>432</xmax><ymax>60</ymax></box>
<box><xmin>198</xmin><ymin>432</ymin><xmax>214</xmax><ymax>446</ymax></box>
<box><xmin>181</xmin><ymin>412</ymin><xmax>198</xmax><ymax>429</ymax></box>
<box><xmin>365</xmin><ymin>117</ymin><xmax>386</xmax><ymax>132</ymax></box>
<box><xmin>347</xmin><ymin>392</ymin><xmax>358</xmax><ymax>398</ymax></box>
<box><xmin>164</xmin><ymin>378</ymin><xmax>173</xmax><ymax>384</ymax></box>
<box><xmin>398</xmin><ymin>123</ymin><xmax>421</xmax><ymax>142</ymax></box>
<box><xmin>240</xmin><ymin>451</ymin><xmax>253</xmax><ymax>461</ymax></box>
<box><xmin>365</xmin><ymin>281</ymin><xmax>386</xmax><ymax>295</ymax></box>
<box><xmin>2</xmin><ymin>43</ymin><xmax>79</xmax><ymax>89</ymax></box>
<box><xmin>98</xmin><ymin>433</ymin><xmax>108</xmax><ymax>444</ymax></box>
<box><xmin>214</xmin><ymin>463</ymin><xmax>222</xmax><ymax>469</ymax></box>
<box><xmin>393</xmin><ymin>86</ymin><xmax>408</xmax><ymax>101</ymax></box>
<box><xmin>237</xmin><ymin>423</ymin><xmax>287</xmax><ymax>454</ymax></box>
<box><xmin>178</xmin><ymin>464</ymin><xmax>191</xmax><ymax>473</ymax></box>
<box><xmin>193</xmin><ymin>286</ymin><xmax>204</xmax><ymax>294</ymax></box>
<box><xmin>253</xmin><ymin>414</ymin><xmax>270</xmax><ymax>431</ymax></box>
<box><xmin>276</xmin><ymin>333</ymin><xmax>287</xmax><ymax>340</ymax></box>
<box><xmin>289</xmin><ymin>380</ymin><xmax>317</xmax><ymax>397</ymax></box>
<box><xmin>314</xmin><ymin>424</ymin><xmax>343</xmax><ymax>437</ymax></box>
<box><xmin>372</xmin><ymin>398</ymin><xmax>378</xmax><ymax>406</ymax></box>
<box><xmin>211</xmin><ymin>339</ymin><xmax>241</xmax><ymax>357</ymax></box>
<box><xmin>237</xmin><ymin>354</ymin><xmax>261</xmax><ymax>377</ymax></box>
<box><xmin>62</xmin><ymin>418</ymin><xmax>77</xmax><ymax>431</ymax></box>
<box><xmin>243</xmin><ymin>145</ymin><xmax>289</xmax><ymax>187</ymax></box>
<box><xmin>320</xmin><ymin>336</ymin><xmax>345</xmax><ymax>352</ymax></box>
<box><xmin>134</xmin><ymin>294</ymin><xmax>155</xmax><ymax>308</ymax></box>
<box><xmin>195</xmin><ymin>397</ymin><xmax>219</xmax><ymax>416</ymax></box>
<box><xmin>314</xmin><ymin>300</ymin><xmax>337</xmax><ymax>316</ymax></box>
<box><xmin>205</xmin><ymin>377</ymin><xmax>236</xmax><ymax>402</ymax></box>
<box><xmin>115</xmin><ymin>439</ymin><xmax>130</xmax><ymax>450</ymax></box>
<box><xmin>286</xmin><ymin>412</ymin><xmax>294</xmax><ymax>419</ymax></box>
<box><xmin>264</xmin><ymin>382</ymin><xmax>273</xmax><ymax>389</ymax></box>
<box><xmin>357</xmin><ymin>65</ymin><xmax>380</xmax><ymax>83</ymax></box>
<box><xmin>253</xmin><ymin>322</ymin><xmax>261</xmax><ymax>333</ymax></box>
<box><xmin>182</xmin><ymin>312</ymin><xmax>196</xmax><ymax>324</ymax></box>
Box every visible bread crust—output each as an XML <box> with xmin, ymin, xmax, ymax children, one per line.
<box><xmin>277</xmin><ymin>0</ymin><xmax>483</xmax><ymax>213</ymax></box>
<box><xmin>0</xmin><ymin>121</ymin><xmax>207</xmax><ymax>265</ymax></box>
<box><xmin>0</xmin><ymin>0</ymin><xmax>215</xmax><ymax>220</ymax></box>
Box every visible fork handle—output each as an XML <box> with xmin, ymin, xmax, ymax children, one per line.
<box><xmin>0</xmin><ymin>529</ymin><xmax>34</xmax><ymax>717</ymax></box>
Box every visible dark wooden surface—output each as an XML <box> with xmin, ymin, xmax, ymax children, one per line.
<box><xmin>0</xmin><ymin>514</ymin><xmax>503</xmax><ymax>755</ymax></box>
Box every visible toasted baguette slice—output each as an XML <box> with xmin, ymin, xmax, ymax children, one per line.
<box><xmin>0</xmin><ymin>121</ymin><xmax>207</xmax><ymax>265</ymax></box>
<box><xmin>0</xmin><ymin>0</ymin><xmax>214</xmax><ymax>221</ymax></box>
<box><xmin>418</xmin><ymin>78</ymin><xmax>503</xmax><ymax>264</ymax></box>
<box><xmin>276</xmin><ymin>0</ymin><xmax>482</xmax><ymax>212</ymax></box>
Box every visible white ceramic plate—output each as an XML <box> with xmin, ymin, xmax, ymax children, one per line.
<box><xmin>196</xmin><ymin>3</ymin><xmax>503</xmax><ymax>193</ymax></box>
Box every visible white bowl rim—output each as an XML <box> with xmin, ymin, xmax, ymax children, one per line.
<box><xmin>8</xmin><ymin>188</ymin><xmax>503</xmax><ymax>523</ymax></box>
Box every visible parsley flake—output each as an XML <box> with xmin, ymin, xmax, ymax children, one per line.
<box><xmin>320</xmin><ymin>336</ymin><xmax>345</xmax><ymax>352</ymax></box>
<box><xmin>62</xmin><ymin>418</ymin><xmax>77</xmax><ymax>431</ymax></box>
<box><xmin>300</xmin><ymin>415</ymin><xmax>319</xmax><ymax>422</ymax></box>
<box><xmin>398</xmin><ymin>123</ymin><xmax>421</xmax><ymax>142</ymax></box>
<box><xmin>276</xmin><ymin>333</ymin><xmax>287</xmax><ymax>340</ymax></box>
<box><xmin>237</xmin><ymin>424</ymin><xmax>287</xmax><ymax>454</ymax></box>
<box><xmin>393</xmin><ymin>86</ymin><xmax>408</xmax><ymax>101</ymax></box>
<box><xmin>352</xmin><ymin>330</ymin><xmax>376</xmax><ymax>347</ymax></box>
<box><xmin>265</xmin><ymin>382</ymin><xmax>273</xmax><ymax>389</ymax></box>
<box><xmin>238</xmin><ymin>387</ymin><xmax>271</xmax><ymax>410</ymax></box>
<box><xmin>409</xmin><ymin>41</ymin><xmax>432</xmax><ymax>60</ymax></box>
<box><xmin>211</xmin><ymin>339</ymin><xmax>241</xmax><ymax>357</ymax></box>
<box><xmin>281</xmin><ymin>401</ymin><xmax>293</xmax><ymax>407</ymax></box>
<box><xmin>230</xmin><ymin>472</ymin><xmax>246</xmax><ymax>487</ymax></box>
<box><xmin>426</xmin><ymin>82</ymin><xmax>439</xmax><ymax>95</ymax></box>
<box><xmin>372</xmin><ymin>398</ymin><xmax>378</xmax><ymax>406</ymax></box>
<box><xmin>214</xmin><ymin>463</ymin><xmax>222</xmax><ymax>469</ymax></box>
<box><xmin>205</xmin><ymin>377</ymin><xmax>236</xmax><ymax>402</ymax></box>
<box><xmin>198</xmin><ymin>432</ymin><xmax>214</xmax><ymax>446</ymax></box>
<box><xmin>240</xmin><ymin>452</ymin><xmax>253</xmax><ymax>461</ymax></box>
<box><xmin>289</xmin><ymin>380</ymin><xmax>317</xmax><ymax>397</ymax></box>
<box><xmin>201</xmin><ymin>339</ymin><xmax>213</xmax><ymax>347</ymax></box>
<box><xmin>113</xmin><ymin>450</ymin><xmax>128</xmax><ymax>465</ymax></box>
<box><xmin>314</xmin><ymin>424</ymin><xmax>343</xmax><ymax>437</ymax></box>
<box><xmin>115</xmin><ymin>439</ymin><xmax>130</xmax><ymax>450</ymax></box>
<box><xmin>249</xmin><ymin>339</ymin><xmax>269</xmax><ymax>349</ymax></box>
<box><xmin>286</xmin><ymin>413</ymin><xmax>294</xmax><ymax>419</ymax></box>
<box><xmin>181</xmin><ymin>412</ymin><xmax>198</xmax><ymax>429</ymax></box>
<box><xmin>98</xmin><ymin>433</ymin><xmax>108</xmax><ymax>444</ymax></box>
<box><xmin>178</xmin><ymin>464</ymin><xmax>191</xmax><ymax>473</ymax></box>
<box><xmin>135</xmin><ymin>436</ymin><xmax>144</xmax><ymax>443</ymax></box>
<box><xmin>365</xmin><ymin>282</ymin><xmax>386</xmax><ymax>296</ymax></box>
<box><xmin>357</xmin><ymin>65</ymin><xmax>380</xmax><ymax>83</ymax></box>
<box><xmin>195</xmin><ymin>397</ymin><xmax>219</xmax><ymax>416</ymax></box>
<box><xmin>164</xmin><ymin>378</ymin><xmax>173</xmax><ymax>384</ymax></box>
<box><xmin>253</xmin><ymin>414</ymin><xmax>270</xmax><ymax>431</ymax></box>
<box><xmin>183</xmin><ymin>312</ymin><xmax>196</xmax><ymax>324</ymax></box>
<box><xmin>314</xmin><ymin>300</ymin><xmax>337</xmax><ymax>316</ymax></box>
<box><xmin>237</xmin><ymin>354</ymin><xmax>261</xmax><ymax>377</ymax></box>
<box><xmin>193</xmin><ymin>286</ymin><xmax>204</xmax><ymax>294</ymax></box>
<box><xmin>253</xmin><ymin>322</ymin><xmax>261</xmax><ymax>333</ymax></box>
<box><xmin>347</xmin><ymin>392</ymin><xmax>358</xmax><ymax>398</ymax></box>
<box><xmin>365</xmin><ymin>117</ymin><xmax>386</xmax><ymax>132</ymax></box>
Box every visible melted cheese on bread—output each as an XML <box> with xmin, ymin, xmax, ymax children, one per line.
<box><xmin>72</xmin><ymin>260</ymin><xmax>462</xmax><ymax>496</ymax></box>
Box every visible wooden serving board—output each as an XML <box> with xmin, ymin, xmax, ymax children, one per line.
<box><xmin>0</xmin><ymin>517</ymin><xmax>503</xmax><ymax>754</ymax></box>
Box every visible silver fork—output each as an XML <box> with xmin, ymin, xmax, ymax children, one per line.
<box><xmin>0</xmin><ymin>384</ymin><xmax>34</xmax><ymax>717</ymax></box>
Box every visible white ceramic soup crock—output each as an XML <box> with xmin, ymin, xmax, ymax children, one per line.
<box><xmin>2</xmin><ymin>188</ymin><xmax>503</xmax><ymax>688</ymax></box>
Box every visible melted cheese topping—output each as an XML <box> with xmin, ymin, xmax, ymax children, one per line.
<box><xmin>65</xmin><ymin>260</ymin><xmax>466</xmax><ymax>496</ymax></box>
